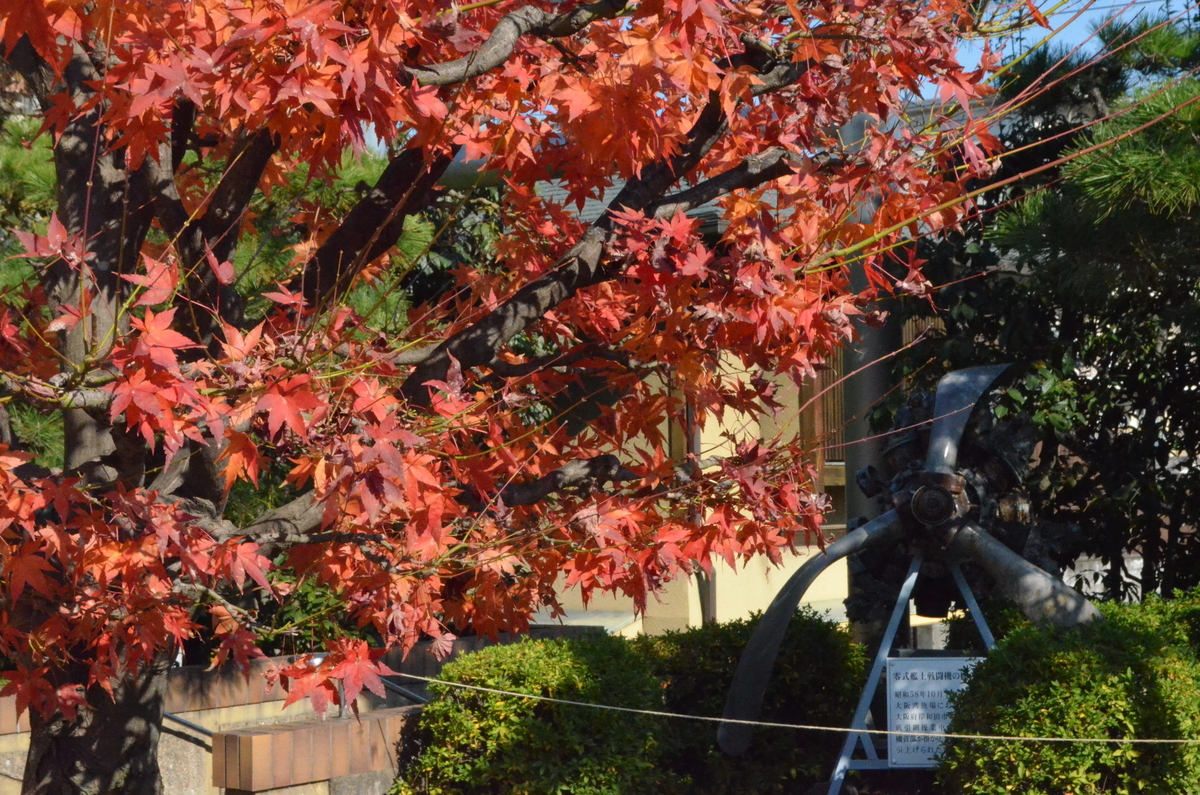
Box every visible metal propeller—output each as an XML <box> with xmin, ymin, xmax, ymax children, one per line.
<box><xmin>718</xmin><ymin>365</ymin><xmax>1101</xmax><ymax>756</ymax></box>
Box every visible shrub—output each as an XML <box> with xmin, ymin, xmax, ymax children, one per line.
<box><xmin>394</xmin><ymin>633</ymin><xmax>667</xmax><ymax>795</ymax></box>
<box><xmin>938</xmin><ymin>598</ymin><xmax>1200</xmax><ymax>795</ymax></box>
<box><xmin>395</xmin><ymin>611</ymin><xmax>863</xmax><ymax>795</ymax></box>
<box><xmin>943</xmin><ymin>597</ymin><xmax>1029</xmax><ymax>653</ymax></box>
<box><xmin>634</xmin><ymin>609</ymin><xmax>865</xmax><ymax>795</ymax></box>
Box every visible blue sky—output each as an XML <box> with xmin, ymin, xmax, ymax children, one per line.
<box><xmin>959</xmin><ymin>0</ymin><xmax>1186</xmax><ymax>72</ymax></box>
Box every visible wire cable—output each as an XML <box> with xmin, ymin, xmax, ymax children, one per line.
<box><xmin>389</xmin><ymin>669</ymin><xmax>1200</xmax><ymax>745</ymax></box>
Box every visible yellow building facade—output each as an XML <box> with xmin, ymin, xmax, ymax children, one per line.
<box><xmin>537</xmin><ymin>360</ymin><xmax>853</xmax><ymax>636</ymax></box>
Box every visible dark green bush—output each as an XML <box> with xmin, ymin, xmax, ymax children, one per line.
<box><xmin>394</xmin><ymin>633</ymin><xmax>666</xmax><ymax>795</ymax></box>
<box><xmin>939</xmin><ymin>598</ymin><xmax>1200</xmax><ymax>795</ymax></box>
<box><xmin>1137</xmin><ymin>590</ymin><xmax>1200</xmax><ymax>653</ymax></box>
<box><xmin>944</xmin><ymin>597</ymin><xmax>1029</xmax><ymax>653</ymax></box>
<box><xmin>634</xmin><ymin>609</ymin><xmax>864</xmax><ymax>795</ymax></box>
<box><xmin>395</xmin><ymin>611</ymin><xmax>864</xmax><ymax>795</ymax></box>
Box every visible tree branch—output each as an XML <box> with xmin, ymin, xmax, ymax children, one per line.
<box><xmin>398</xmin><ymin>90</ymin><xmax>730</xmax><ymax>403</ymax></box>
<box><xmin>150</xmin><ymin>130</ymin><xmax>278</xmax><ymax>341</ymax></box>
<box><xmin>169</xmin><ymin>100</ymin><xmax>196</xmax><ymax>173</ymax></box>
<box><xmin>500</xmin><ymin>455</ymin><xmax>637</xmax><ymax>507</ymax></box>
<box><xmin>400</xmin><ymin>226</ymin><xmax>609</xmax><ymax>403</ymax></box>
<box><xmin>603</xmin><ymin>90</ymin><xmax>728</xmax><ymax>215</ymax></box>
<box><xmin>0</xmin><ymin>371</ymin><xmax>114</xmax><ymax>412</ymax></box>
<box><xmin>233</xmin><ymin>492</ymin><xmax>325</xmax><ymax>552</ymax></box>
<box><xmin>173</xmin><ymin>581</ymin><xmax>257</xmax><ymax>624</ymax></box>
<box><xmin>294</xmin><ymin>147</ymin><xmax>454</xmax><ymax>306</ymax></box>
<box><xmin>407</xmin><ymin>0</ymin><xmax>627</xmax><ymax>87</ymax></box>
<box><xmin>201</xmin><ymin>131</ymin><xmax>279</xmax><ymax>264</ymax></box>
<box><xmin>750</xmin><ymin>59</ymin><xmax>811</xmax><ymax>97</ymax></box>
<box><xmin>648</xmin><ymin>148</ymin><xmax>811</xmax><ymax>219</ymax></box>
<box><xmin>487</xmin><ymin>345</ymin><xmax>601</xmax><ymax>378</ymax></box>
<box><xmin>398</xmin><ymin>45</ymin><xmax>815</xmax><ymax>405</ymax></box>
<box><xmin>390</xmin><ymin>344</ymin><xmax>439</xmax><ymax>366</ymax></box>
<box><xmin>0</xmin><ymin>35</ymin><xmax>54</xmax><ymax>109</ymax></box>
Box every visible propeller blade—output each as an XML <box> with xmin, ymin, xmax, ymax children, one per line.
<box><xmin>718</xmin><ymin>510</ymin><xmax>905</xmax><ymax>756</ymax></box>
<box><xmin>925</xmin><ymin>365</ymin><xmax>1011</xmax><ymax>474</ymax></box>
<box><xmin>950</xmin><ymin>522</ymin><xmax>1101</xmax><ymax>627</ymax></box>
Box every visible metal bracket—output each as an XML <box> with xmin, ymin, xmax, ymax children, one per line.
<box><xmin>827</xmin><ymin>551</ymin><xmax>995</xmax><ymax>794</ymax></box>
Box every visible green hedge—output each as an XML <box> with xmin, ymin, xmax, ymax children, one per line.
<box><xmin>635</xmin><ymin>609</ymin><xmax>864</xmax><ymax>794</ymax></box>
<box><xmin>394</xmin><ymin>633</ymin><xmax>664</xmax><ymax>795</ymax></box>
<box><xmin>395</xmin><ymin>611</ymin><xmax>864</xmax><ymax>795</ymax></box>
<box><xmin>939</xmin><ymin>596</ymin><xmax>1200</xmax><ymax>795</ymax></box>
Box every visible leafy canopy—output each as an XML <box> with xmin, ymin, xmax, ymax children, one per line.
<box><xmin>0</xmin><ymin>0</ymin><xmax>991</xmax><ymax>726</ymax></box>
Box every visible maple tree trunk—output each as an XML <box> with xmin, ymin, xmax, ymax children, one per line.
<box><xmin>21</xmin><ymin>656</ymin><xmax>171</xmax><ymax>795</ymax></box>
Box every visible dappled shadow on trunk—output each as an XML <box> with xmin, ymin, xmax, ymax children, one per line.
<box><xmin>22</xmin><ymin>654</ymin><xmax>170</xmax><ymax>795</ymax></box>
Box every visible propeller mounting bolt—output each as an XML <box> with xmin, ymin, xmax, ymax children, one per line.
<box><xmin>911</xmin><ymin>485</ymin><xmax>956</xmax><ymax>526</ymax></box>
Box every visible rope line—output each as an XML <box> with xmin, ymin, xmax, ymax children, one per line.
<box><xmin>392</xmin><ymin>671</ymin><xmax>1200</xmax><ymax>745</ymax></box>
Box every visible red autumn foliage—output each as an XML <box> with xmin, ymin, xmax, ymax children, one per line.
<box><xmin>0</xmin><ymin>0</ymin><xmax>997</xmax><ymax>785</ymax></box>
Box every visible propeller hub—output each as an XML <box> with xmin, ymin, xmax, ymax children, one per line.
<box><xmin>911</xmin><ymin>485</ymin><xmax>956</xmax><ymax>525</ymax></box>
<box><xmin>895</xmin><ymin>472</ymin><xmax>972</xmax><ymax>539</ymax></box>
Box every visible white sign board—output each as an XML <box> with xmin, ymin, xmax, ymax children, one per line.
<box><xmin>886</xmin><ymin>656</ymin><xmax>981</xmax><ymax>768</ymax></box>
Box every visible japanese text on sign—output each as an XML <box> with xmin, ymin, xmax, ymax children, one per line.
<box><xmin>886</xmin><ymin>657</ymin><xmax>981</xmax><ymax>768</ymax></box>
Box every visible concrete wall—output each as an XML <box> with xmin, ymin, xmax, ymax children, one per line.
<box><xmin>0</xmin><ymin>658</ymin><xmax>362</xmax><ymax>795</ymax></box>
<box><xmin>0</xmin><ymin>630</ymin><xmax>590</xmax><ymax>795</ymax></box>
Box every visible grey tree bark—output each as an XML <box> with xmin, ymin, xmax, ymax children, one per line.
<box><xmin>21</xmin><ymin>656</ymin><xmax>172</xmax><ymax>795</ymax></box>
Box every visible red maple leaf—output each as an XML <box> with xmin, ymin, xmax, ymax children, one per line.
<box><xmin>130</xmin><ymin>308</ymin><xmax>200</xmax><ymax>370</ymax></box>
<box><xmin>324</xmin><ymin>639</ymin><xmax>398</xmax><ymax>715</ymax></box>
<box><xmin>204</xmin><ymin>244</ymin><xmax>236</xmax><ymax>286</ymax></box>
<box><xmin>216</xmin><ymin>431</ymin><xmax>263</xmax><ymax>493</ymax></box>
<box><xmin>0</xmin><ymin>0</ymin><xmax>56</xmax><ymax>61</ymax></box>
<box><xmin>279</xmin><ymin>656</ymin><xmax>339</xmax><ymax>716</ymax></box>
<box><xmin>121</xmin><ymin>255</ymin><xmax>178</xmax><ymax>306</ymax></box>
<box><xmin>209</xmin><ymin>626</ymin><xmax>268</xmax><ymax>677</ymax></box>
<box><xmin>255</xmin><ymin>376</ymin><xmax>325</xmax><ymax>441</ymax></box>
<box><xmin>7</xmin><ymin>551</ymin><xmax>56</xmax><ymax>599</ymax></box>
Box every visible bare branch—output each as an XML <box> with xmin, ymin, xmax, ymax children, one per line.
<box><xmin>173</xmin><ymin>581</ymin><xmax>256</xmax><ymax>624</ymax></box>
<box><xmin>398</xmin><ymin>42</ymin><xmax>817</xmax><ymax>405</ymax></box>
<box><xmin>233</xmin><ymin>492</ymin><xmax>325</xmax><ymax>554</ymax></box>
<box><xmin>169</xmin><ymin>100</ymin><xmax>196</xmax><ymax>173</ymax></box>
<box><xmin>751</xmin><ymin>60</ymin><xmax>811</xmax><ymax>97</ymax></box>
<box><xmin>400</xmin><ymin>226</ymin><xmax>608</xmax><ymax>402</ymax></box>
<box><xmin>0</xmin><ymin>371</ymin><xmax>114</xmax><ymax>411</ymax></box>
<box><xmin>408</xmin><ymin>0</ymin><xmax>626</xmax><ymax>87</ymax></box>
<box><xmin>390</xmin><ymin>344</ymin><xmax>439</xmax><ymax>366</ymax></box>
<box><xmin>649</xmin><ymin>148</ymin><xmax>799</xmax><ymax>219</ymax></box>
<box><xmin>487</xmin><ymin>345</ymin><xmax>601</xmax><ymax>378</ymax></box>
<box><xmin>294</xmin><ymin>147</ymin><xmax>454</xmax><ymax>306</ymax></box>
<box><xmin>0</xmin><ymin>35</ymin><xmax>54</xmax><ymax>109</ymax></box>
<box><xmin>398</xmin><ymin>91</ymin><xmax>730</xmax><ymax>403</ymax></box>
<box><xmin>201</xmin><ymin>131</ymin><xmax>280</xmax><ymax>265</ymax></box>
<box><xmin>500</xmin><ymin>455</ymin><xmax>637</xmax><ymax>507</ymax></box>
<box><xmin>150</xmin><ymin>130</ymin><xmax>278</xmax><ymax>340</ymax></box>
<box><xmin>603</xmin><ymin>90</ymin><xmax>728</xmax><ymax>215</ymax></box>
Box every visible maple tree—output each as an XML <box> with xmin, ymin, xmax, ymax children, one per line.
<box><xmin>0</xmin><ymin>0</ymin><xmax>997</xmax><ymax>789</ymax></box>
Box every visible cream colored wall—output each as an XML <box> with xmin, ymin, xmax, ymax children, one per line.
<box><xmin>713</xmin><ymin>551</ymin><xmax>847</xmax><ymax>624</ymax></box>
<box><xmin>551</xmin><ymin>360</ymin><xmax>850</xmax><ymax>635</ymax></box>
<box><xmin>696</xmin><ymin>362</ymin><xmax>849</xmax><ymax>627</ymax></box>
<box><xmin>553</xmin><ymin>545</ymin><xmax>848</xmax><ymax>634</ymax></box>
<box><xmin>554</xmin><ymin>575</ymin><xmax>702</xmax><ymax>634</ymax></box>
<box><xmin>0</xmin><ymin>732</ymin><xmax>24</xmax><ymax>795</ymax></box>
<box><xmin>0</xmin><ymin>696</ymin><xmax>371</xmax><ymax>795</ymax></box>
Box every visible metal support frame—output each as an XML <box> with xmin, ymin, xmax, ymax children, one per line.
<box><xmin>163</xmin><ymin>712</ymin><xmax>214</xmax><ymax>737</ymax></box>
<box><xmin>827</xmin><ymin>551</ymin><xmax>995</xmax><ymax>795</ymax></box>
<box><xmin>384</xmin><ymin>677</ymin><xmax>430</xmax><ymax>704</ymax></box>
<box><xmin>948</xmin><ymin>559</ymin><xmax>995</xmax><ymax>651</ymax></box>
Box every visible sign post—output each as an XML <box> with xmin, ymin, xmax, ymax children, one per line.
<box><xmin>885</xmin><ymin>655</ymin><xmax>981</xmax><ymax>767</ymax></box>
<box><xmin>826</xmin><ymin>552</ymin><xmax>994</xmax><ymax>795</ymax></box>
